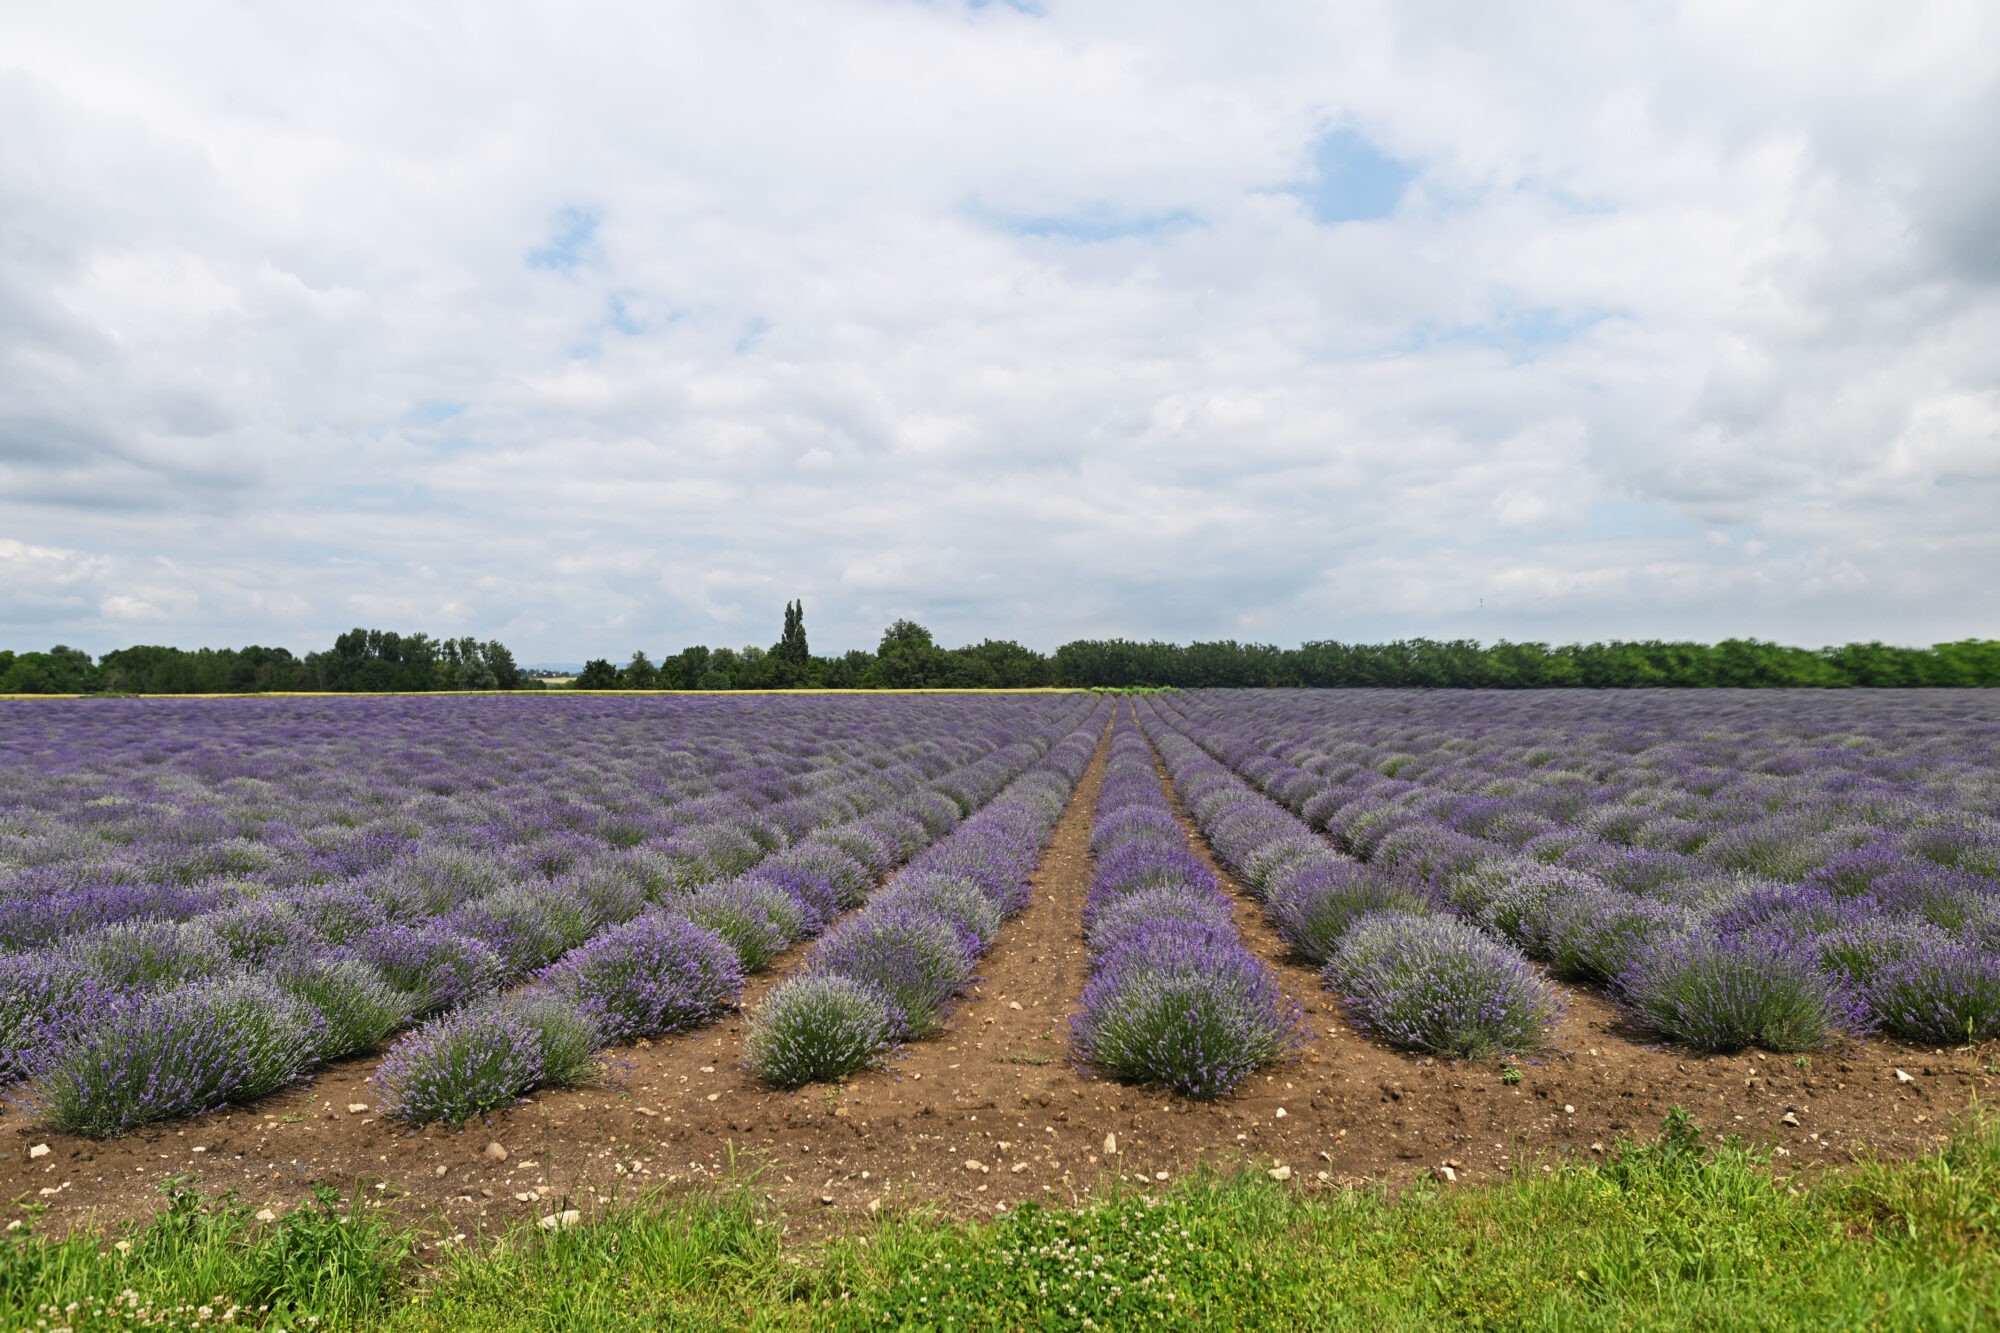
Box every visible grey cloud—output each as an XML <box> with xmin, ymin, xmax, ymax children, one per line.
<box><xmin>0</xmin><ymin>1</ymin><xmax>1995</xmax><ymax>658</ymax></box>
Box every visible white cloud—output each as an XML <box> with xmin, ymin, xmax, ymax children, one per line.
<box><xmin>1</xmin><ymin>0</ymin><xmax>1996</xmax><ymax>660</ymax></box>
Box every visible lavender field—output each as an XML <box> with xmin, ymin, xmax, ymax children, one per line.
<box><xmin>0</xmin><ymin>694</ymin><xmax>1099</xmax><ymax>1133</ymax></box>
<box><xmin>1140</xmin><ymin>690</ymin><xmax>2000</xmax><ymax>1063</ymax></box>
<box><xmin>3</xmin><ymin>689</ymin><xmax>1998</xmax><ymax>1154</ymax></box>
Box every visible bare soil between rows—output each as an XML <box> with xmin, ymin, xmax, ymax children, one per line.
<box><xmin>5</xmin><ymin>709</ymin><xmax>1993</xmax><ymax>1251</ymax></box>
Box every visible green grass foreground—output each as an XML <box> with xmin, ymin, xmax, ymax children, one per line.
<box><xmin>8</xmin><ymin>1110</ymin><xmax>2000</xmax><ymax>1331</ymax></box>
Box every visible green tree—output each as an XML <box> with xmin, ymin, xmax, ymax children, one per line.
<box><xmin>777</xmin><ymin>601</ymin><xmax>810</xmax><ymax>667</ymax></box>
<box><xmin>622</xmin><ymin>651</ymin><xmax>660</xmax><ymax>689</ymax></box>
<box><xmin>871</xmin><ymin>620</ymin><xmax>949</xmax><ymax>688</ymax></box>
<box><xmin>573</xmin><ymin>659</ymin><xmax>620</xmax><ymax>690</ymax></box>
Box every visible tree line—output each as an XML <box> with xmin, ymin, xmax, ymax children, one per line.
<box><xmin>6</xmin><ymin>613</ymin><xmax>1997</xmax><ymax>695</ymax></box>
<box><xmin>576</xmin><ymin>608</ymin><xmax>2000</xmax><ymax>690</ymax></box>
<box><xmin>0</xmin><ymin>630</ymin><xmax>531</xmax><ymax>694</ymax></box>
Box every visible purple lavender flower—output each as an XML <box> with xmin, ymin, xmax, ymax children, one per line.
<box><xmin>273</xmin><ymin>956</ymin><xmax>417</xmax><ymax>1060</ymax></box>
<box><xmin>805</xmin><ymin>903</ymin><xmax>971</xmax><ymax>1041</ymax></box>
<box><xmin>1073</xmin><ymin>921</ymin><xmax>1302</xmax><ymax>1099</ymax></box>
<box><xmin>1860</xmin><ymin>946</ymin><xmax>2000</xmax><ymax>1044</ymax></box>
<box><xmin>1325</xmin><ymin>913</ymin><xmax>1562</xmax><ymax>1059</ymax></box>
<box><xmin>1618</xmin><ymin>932</ymin><xmax>1848</xmax><ymax>1052</ymax></box>
<box><xmin>540</xmin><ymin>911</ymin><xmax>744</xmax><ymax>1042</ymax></box>
<box><xmin>372</xmin><ymin>998</ymin><xmax>544</xmax><ymax>1124</ymax></box>
<box><xmin>1</xmin><ymin>952</ymin><xmax>122</xmax><ymax>1085</ymax></box>
<box><xmin>687</xmin><ymin>877</ymin><xmax>807</xmax><ymax>972</ymax></box>
<box><xmin>1085</xmin><ymin>882</ymin><xmax>1237</xmax><ymax>956</ymax></box>
<box><xmin>35</xmin><ymin>977</ymin><xmax>324</xmax><ymax>1137</ymax></box>
<box><xmin>1265</xmin><ymin>860</ymin><xmax>1424</xmax><ymax>965</ymax></box>
<box><xmin>746</xmin><ymin>974</ymin><xmax>893</xmax><ymax>1088</ymax></box>
<box><xmin>355</xmin><ymin>921</ymin><xmax>503</xmax><ymax>1016</ymax></box>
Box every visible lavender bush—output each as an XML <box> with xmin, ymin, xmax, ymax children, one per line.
<box><xmin>540</xmin><ymin>911</ymin><xmax>744</xmax><ymax>1042</ymax></box>
<box><xmin>688</xmin><ymin>877</ymin><xmax>807</xmax><ymax>972</ymax></box>
<box><xmin>357</xmin><ymin>922</ymin><xmax>504</xmax><ymax>1017</ymax></box>
<box><xmin>274</xmin><ymin>957</ymin><xmax>416</xmax><ymax>1060</ymax></box>
<box><xmin>805</xmin><ymin>904</ymin><xmax>972</xmax><ymax>1040</ymax></box>
<box><xmin>36</xmin><ymin>977</ymin><xmax>323</xmax><ymax>1137</ymax></box>
<box><xmin>1325</xmin><ymin>913</ymin><xmax>1563</xmax><ymax>1059</ymax></box>
<box><xmin>1618</xmin><ymin>933</ymin><xmax>1847</xmax><ymax>1052</ymax></box>
<box><xmin>746</xmin><ymin>974</ymin><xmax>893</xmax><ymax>1088</ymax></box>
<box><xmin>1265</xmin><ymin>860</ymin><xmax>1425</xmax><ymax>965</ymax></box>
<box><xmin>372</xmin><ymin>999</ymin><xmax>543</xmax><ymax>1124</ymax></box>
<box><xmin>1</xmin><ymin>953</ymin><xmax>120</xmax><ymax>1085</ymax></box>
<box><xmin>1860</xmin><ymin>947</ymin><xmax>2000</xmax><ymax>1044</ymax></box>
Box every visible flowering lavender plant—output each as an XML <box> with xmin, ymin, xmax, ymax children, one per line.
<box><xmin>1264</xmin><ymin>860</ymin><xmax>1424</xmax><ymax>965</ymax></box>
<box><xmin>1073</xmin><ymin>923</ymin><xmax>1302</xmax><ymax>1099</ymax></box>
<box><xmin>745</xmin><ymin>974</ymin><xmax>893</xmax><ymax>1089</ymax></box>
<box><xmin>274</xmin><ymin>956</ymin><xmax>416</xmax><ymax>1060</ymax></box>
<box><xmin>1084</xmin><ymin>882</ymin><xmax>1237</xmax><ymax>956</ymax></box>
<box><xmin>79</xmin><ymin>919</ymin><xmax>233</xmax><ymax>991</ymax></box>
<box><xmin>1325</xmin><ymin>913</ymin><xmax>1562</xmax><ymax>1059</ymax></box>
<box><xmin>540</xmin><ymin>911</ymin><xmax>744</xmax><ymax>1042</ymax></box>
<box><xmin>36</xmin><ymin>977</ymin><xmax>323</xmax><ymax>1137</ymax></box>
<box><xmin>805</xmin><ymin>904</ymin><xmax>971</xmax><ymax>1041</ymax></box>
<box><xmin>1618</xmin><ymin>932</ymin><xmax>1847</xmax><ymax>1052</ymax></box>
<box><xmin>1</xmin><ymin>952</ymin><xmax>121</xmax><ymax>1085</ymax></box>
<box><xmin>372</xmin><ymin>998</ymin><xmax>543</xmax><ymax>1124</ymax></box>
<box><xmin>688</xmin><ymin>877</ymin><xmax>807</xmax><ymax>972</ymax></box>
<box><xmin>356</xmin><ymin>921</ymin><xmax>504</xmax><ymax>1017</ymax></box>
<box><xmin>1860</xmin><ymin>946</ymin><xmax>2000</xmax><ymax>1044</ymax></box>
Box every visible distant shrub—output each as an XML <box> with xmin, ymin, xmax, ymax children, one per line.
<box><xmin>281</xmin><ymin>884</ymin><xmax>388</xmax><ymax>946</ymax></box>
<box><xmin>1618</xmin><ymin>933</ymin><xmax>1846</xmax><ymax>1052</ymax></box>
<box><xmin>1476</xmin><ymin>865</ymin><xmax>1604</xmax><ymax>954</ymax></box>
<box><xmin>37</xmin><ymin>977</ymin><xmax>322</xmax><ymax>1137</ymax></box>
<box><xmin>451</xmin><ymin>883</ymin><xmax>597</xmax><ymax>977</ymax></box>
<box><xmin>757</xmin><ymin>842</ymin><xmax>873</xmax><ymax>921</ymax></box>
<box><xmin>746</xmin><ymin>974</ymin><xmax>893</xmax><ymax>1089</ymax></box>
<box><xmin>1325</xmin><ymin>913</ymin><xmax>1561</xmax><ymax>1059</ymax></box>
<box><xmin>204</xmin><ymin>899</ymin><xmax>325</xmax><ymax>967</ymax></box>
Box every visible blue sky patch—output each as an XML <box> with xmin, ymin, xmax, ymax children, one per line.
<box><xmin>527</xmin><ymin>207</ymin><xmax>601</xmax><ymax>272</ymax></box>
<box><xmin>1396</xmin><ymin>303</ymin><xmax>1622</xmax><ymax>364</ymax></box>
<box><xmin>1287</xmin><ymin>128</ymin><xmax>1417</xmax><ymax>224</ymax></box>
<box><xmin>407</xmin><ymin>400</ymin><xmax>466</xmax><ymax>425</ymax></box>
<box><xmin>968</xmin><ymin>197</ymin><xmax>1199</xmax><ymax>243</ymax></box>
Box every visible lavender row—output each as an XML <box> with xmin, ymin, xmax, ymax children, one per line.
<box><xmin>0</xmin><ymin>695</ymin><xmax>1082</xmax><ymax>955</ymax></box>
<box><xmin>1068</xmin><ymin>710</ymin><xmax>1300</xmax><ymax>1097</ymax></box>
<box><xmin>372</xmin><ymin>699</ymin><xmax>1108</xmax><ymax>1121</ymax></box>
<box><xmin>1147</xmin><ymin>691</ymin><xmax>2000</xmax><ymax>1051</ymax></box>
<box><xmin>1136</xmin><ymin>700</ymin><xmax>1562</xmax><ymax>1061</ymax></box>
<box><xmin>4</xmin><ymin>697</ymin><xmax>1102</xmax><ymax>1132</ymax></box>
<box><xmin>746</xmin><ymin>704</ymin><xmax>1110</xmax><ymax>1088</ymax></box>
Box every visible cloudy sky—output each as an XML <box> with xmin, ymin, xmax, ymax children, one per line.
<box><xmin>3</xmin><ymin>1</ymin><xmax>1996</xmax><ymax>661</ymax></box>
